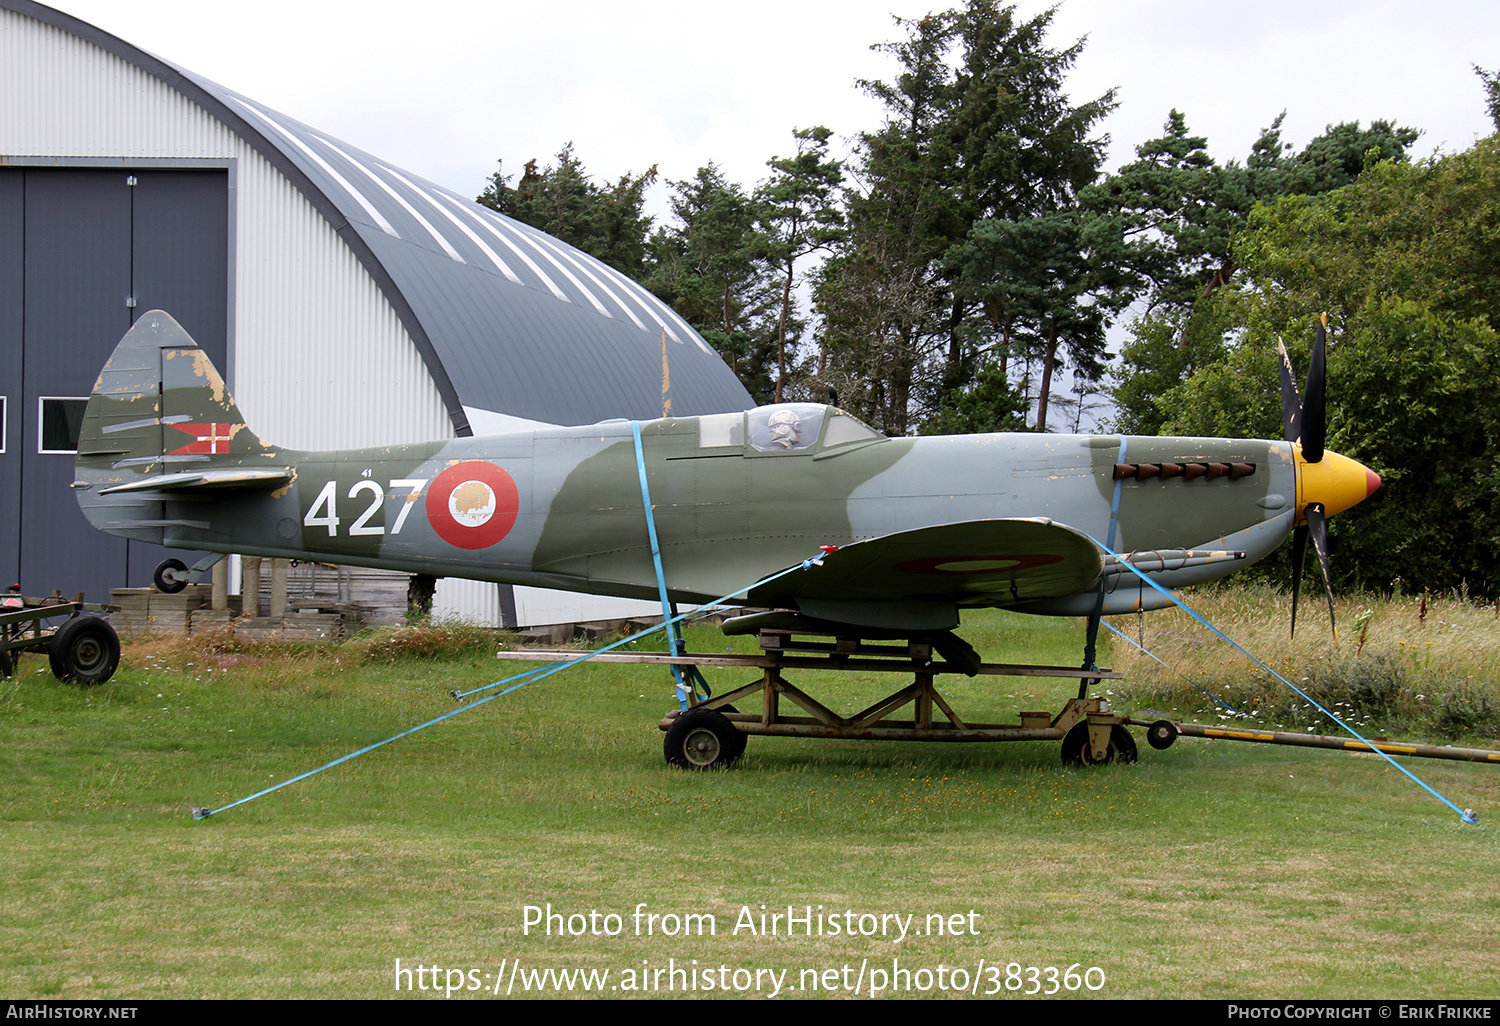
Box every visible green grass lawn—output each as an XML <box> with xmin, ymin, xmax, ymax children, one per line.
<box><xmin>1</xmin><ymin>608</ymin><xmax>1496</xmax><ymax>999</ymax></box>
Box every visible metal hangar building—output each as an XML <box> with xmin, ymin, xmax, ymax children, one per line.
<box><xmin>0</xmin><ymin>1</ymin><xmax>752</xmax><ymax>624</ymax></box>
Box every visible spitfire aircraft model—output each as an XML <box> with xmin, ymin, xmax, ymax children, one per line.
<box><xmin>73</xmin><ymin>311</ymin><xmax>1380</xmax><ymax>765</ymax></box>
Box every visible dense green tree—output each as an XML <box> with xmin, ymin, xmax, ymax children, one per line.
<box><xmin>817</xmin><ymin>10</ymin><xmax>961</xmax><ymax>434</ymax></box>
<box><xmin>1092</xmin><ymin>113</ymin><xmax>1420</xmax><ymax>432</ymax></box>
<box><xmin>1156</xmin><ymin>138</ymin><xmax>1500</xmax><ymax>595</ymax></box>
<box><xmin>941</xmin><ymin>3</ymin><xmax>1117</xmax><ymax>430</ymax></box>
<box><xmin>1108</xmin><ymin>303</ymin><xmax>1233</xmax><ymax>435</ymax></box>
<box><xmin>1087</xmin><ymin>111</ymin><xmax>1279</xmax><ymax>433</ymax></box>
<box><xmin>949</xmin><ymin>211</ymin><xmax>1111</xmax><ymax>431</ymax></box>
<box><xmin>813</xmin><ymin>238</ymin><xmax>938</xmax><ymax>432</ymax></box>
<box><xmin>918</xmin><ymin>359</ymin><xmax>1028</xmax><ymax>435</ymax></box>
<box><xmin>1291</xmin><ymin>120</ymin><xmax>1421</xmax><ymax>195</ymax></box>
<box><xmin>644</xmin><ymin>165</ymin><xmax>775</xmax><ymax>400</ymax></box>
<box><xmin>478</xmin><ymin>144</ymin><xmax>658</xmax><ymax>278</ymax></box>
<box><xmin>818</xmin><ymin>1</ymin><xmax>1115</xmax><ymax>434</ymax></box>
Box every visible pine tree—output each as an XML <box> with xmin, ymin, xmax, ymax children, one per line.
<box><xmin>819</xmin><ymin>1</ymin><xmax>1116</xmax><ymax>434</ymax></box>
<box><xmin>756</xmin><ymin>127</ymin><xmax>845</xmax><ymax>402</ymax></box>
<box><xmin>478</xmin><ymin>144</ymin><xmax>658</xmax><ymax>278</ymax></box>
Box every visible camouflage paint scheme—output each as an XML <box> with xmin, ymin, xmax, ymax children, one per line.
<box><xmin>73</xmin><ymin>313</ymin><xmax>1379</xmax><ymax>632</ymax></box>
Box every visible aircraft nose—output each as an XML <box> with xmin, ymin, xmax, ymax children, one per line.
<box><xmin>1296</xmin><ymin>447</ymin><xmax>1380</xmax><ymax>518</ymax></box>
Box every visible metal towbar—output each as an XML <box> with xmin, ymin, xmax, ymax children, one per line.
<box><xmin>1129</xmin><ymin>716</ymin><xmax>1500</xmax><ymax>766</ymax></box>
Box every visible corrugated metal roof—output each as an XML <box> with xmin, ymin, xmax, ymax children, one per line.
<box><xmin>4</xmin><ymin>0</ymin><xmax>753</xmax><ymax>432</ymax></box>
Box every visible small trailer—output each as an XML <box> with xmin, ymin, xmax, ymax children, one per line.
<box><xmin>494</xmin><ymin>626</ymin><xmax>1500</xmax><ymax>771</ymax></box>
<box><xmin>0</xmin><ymin>593</ymin><xmax>121</xmax><ymax>684</ymax></box>
<box><xmin>497</xmin><ymin>628</ymin><xmax>1135</xmax><ymax>768</ymax></box>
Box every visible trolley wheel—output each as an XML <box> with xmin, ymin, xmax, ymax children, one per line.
<box><xmin>1147</xmin><ymin>719</ymin><xmax>1179</xmax><ymax>750</ymax></box>
<box><xmin>707</xmin><ymin>704</ymin><xmax>748</xmax><ymax>760</ymax></box>
<box><xmin>48</xmin><ymin>616</ymin><xmax>120</xmax><ymax>685</ymax></box>
<box><xmin>1061</xmin><ymin>722</ymin><xmax>1138</xmax><ymax>766</ymax></box>
<box><xmin>153</xmin><ymin>559</ymin><xmax>188</xmax><ymax>594</ymax></box>
<box><xmin>664</xmin><ymin>708</ymin><xmax>743</xmax><ymax>770</ymax></box>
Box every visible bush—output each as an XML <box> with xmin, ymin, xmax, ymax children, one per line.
<box><xmin>350</xmin><ymin>621</ymin><xmax>502</xmax><ymax>663</ymax></box>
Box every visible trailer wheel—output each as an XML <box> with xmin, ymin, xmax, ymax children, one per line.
<box><xmin>1108</xmin><ymin>725</ymin><xmax>1138</xmax><ymax>764</ymax></box>
<box><xmin>705</xmin><ymin>704</ymin><xmax>748</xmax><ymax>760</ymax></box>
<box><xmin>153</xmin><ymin>559</ymin><xmax>188</xmax><ymax>594</ymax></box>
<box><xmin>0</xmin><ymin>649</ymin><xmax>11</xmax><ymax>679</ymax></box>
<box><xmin>1061</xmin><ymin>723</ymin><xmax>1137</xmax><ymax>766</ymax></box>
<box><xmin>1147</xmin><ymin>720</ymin><xmax>1179</xmax><ymax>750</ymax></box>
<box><xmin>664</xmin><ymin>708</ymin><xmax>743</xmax><ymax>770</ymax></box>
<box><xmin>48</xmin><ymin>616</ymin><xmax>120</xmax><ymax>685</ymax></box>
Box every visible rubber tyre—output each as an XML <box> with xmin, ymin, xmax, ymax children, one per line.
<box><xmin>48</xmin><ymin>616</ymin><xmax>120</xmax><ymax>685</ymax></box>
<box><xmin>0</xmin><ymin>649</ymin><xmax>11</xmax><ymax>679</ymax></box>
<box><xmin>709</xmin><ymin>703</ymin><xmax>748</xmax><ymax>760</ymax></box>
<box><xmin>1147</xmin><ymin>719</ymin><xmax>1179</xmax><ymax>750</ymax></box>
<box><xmin>153</xmin><ymin>559</ymin><xmax>188</xmax><ymax>594</ymax></box>
<box><xmin>664</xmin><ymin>708</ymin><xmax>743</xmax><ymax>770</ymax></box>
<box><xmin>1061</xmin><ymin>723</ymin><xmax>1137</xmax><ymax>766</ymax></box>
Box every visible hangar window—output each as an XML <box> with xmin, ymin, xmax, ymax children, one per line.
<box><xmin>39</xmin><ymin>397</ymin><xmax>88</xmax><ymax>454</ymax></box>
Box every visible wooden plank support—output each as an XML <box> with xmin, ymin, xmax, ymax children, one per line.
<box><xmin>930</xmin><ymin>688</ymin><xmax>968</xmax><ymax>730</ymax></box>
<box><xmin>494</xmin><ymin>649</ymin><xmax>1122</xmax><ymax>679</ymax></box>
<box><xmin>769</xmin><ymin>674</ymin><xmax>847</xmax><ymax>729</ymax></box>
<box><xmin>849</xmin><ymin>681</ymin><xmax>927</xmax><ymax>729</ymax></box>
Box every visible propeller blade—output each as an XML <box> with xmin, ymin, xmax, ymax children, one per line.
<box><xmin>1305</xmin><ymin>503</ymin><xmax>1337</xmax><ymax>644</ymax></box>
<box><xmin>1277</xmin><ymin>337</ymin><xmax>1302</xmax><ymax>446</ymax></box>
<box><xmin>1301</xmin><ymin>320</ymin><xmax>1327</xmax><ymax>463</ymax></box>
<box><xmin>1282</xmin><ymin>317</ymin><xmax>1348</xmax><ymax>640</ymax></box>
<box><xmin>1290</xmin><ymin>522</ymin><xmax>1308</xmax><ymax>637</ymax></box>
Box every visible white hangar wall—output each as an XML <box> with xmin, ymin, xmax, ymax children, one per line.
<box><xmin>0</xmin><ymin>6</ymin><xmax>453</xmax><ymax>450</ymax></box>
<box><xmin>0</xmin><ymin>6</ymin><xmax>497</xmax><ymax>622</ymax></box>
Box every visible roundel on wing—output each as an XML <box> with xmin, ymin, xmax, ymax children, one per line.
<box><xmin>893</xmin><ymin>554</ymin><xmax>1064</xmax><ymax>575</ymax></box>
<box><xmin>426</xmin><ymin>461</ymin><xmax>519</xmax><ymax>549</ymax></box>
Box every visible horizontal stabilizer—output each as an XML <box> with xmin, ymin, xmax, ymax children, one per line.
<box><xmin>97</xmin><ymin>468</ymin><xmax>293</xmax><ymax>495</ymax></box>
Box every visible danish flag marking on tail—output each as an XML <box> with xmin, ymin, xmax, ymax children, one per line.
<box><xmin>168</xmin><ymin>422</ymin><xmax>238</xmax><ymax>455</ymax></box>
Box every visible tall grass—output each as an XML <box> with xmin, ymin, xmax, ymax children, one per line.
<box><xmin>1109</xmin><ymin>584</ymin><xmax>1500</xmax><ymax>740</ymax></box>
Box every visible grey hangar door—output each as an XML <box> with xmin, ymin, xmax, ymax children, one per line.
<box><xmin>0</xmin><ymin>166</ymin><xmax>228</xmax><ymax>599</ymax></box>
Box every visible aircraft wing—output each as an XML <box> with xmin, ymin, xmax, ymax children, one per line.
<box><xmin>743</xmin><ymin>518</ymin><xmax>1103</xmax><ymax>632</ymax></box>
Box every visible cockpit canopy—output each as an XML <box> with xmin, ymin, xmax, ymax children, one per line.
<box><xmin>698</xmin><ymin>404</ymin><xmax>885</xmax><ymax>454</ymax></box>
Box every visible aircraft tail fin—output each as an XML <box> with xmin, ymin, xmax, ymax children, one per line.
<box><xmin>75</xmin><ymin>311</ymin><xmax>285</xmax><ymax>543</ymax></box>
<box><xmin>77</xmin><ymin>310</ymin><xmax>276</xmax><ymax>468</ymax></box>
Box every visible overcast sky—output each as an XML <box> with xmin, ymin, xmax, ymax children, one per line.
<box><xmin>43</xmin><ymin>0</ymin><xmax>1500</xmax><ymax>213</ymax></box>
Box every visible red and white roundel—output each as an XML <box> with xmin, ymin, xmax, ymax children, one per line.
<box><xmin>426</xmin><ymin>462</ymin><xmax>519</xmax><ymax>549</ymax></box>
<box><xmin>894</xmin><ymin>554</ymin><xmax>1063</xmax><ymax>576</ymax></box>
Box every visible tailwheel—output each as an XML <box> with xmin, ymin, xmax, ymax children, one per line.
<box><xmin>153</xmin><ymin>558</ymin><xmax>188</xmax><ymax>594</ymax></box>
<box><xmin>1061</xmin><ymin>722</ymin><xmax>1137</xmax><ymax>766</ymax></box>
<box><xmin>664</xmin><ymin>708</ymin><xmax>744</xmax><ymax>770</ymax></box>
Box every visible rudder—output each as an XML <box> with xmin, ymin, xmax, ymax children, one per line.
<box><xmin>78</xmin><ymin>311</ymin><xmax>269</xmax><ymax>469</ymax></box>
<box><xmin>75</xmin><ymin>311</ymin><xmax>281</xmax><ymax>544</ymax></box>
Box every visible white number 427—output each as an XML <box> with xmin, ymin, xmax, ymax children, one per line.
<box><xmin>303</xmin><ymin>478</ymin><xmax>427</xmax><ymax>537</ymax></box>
